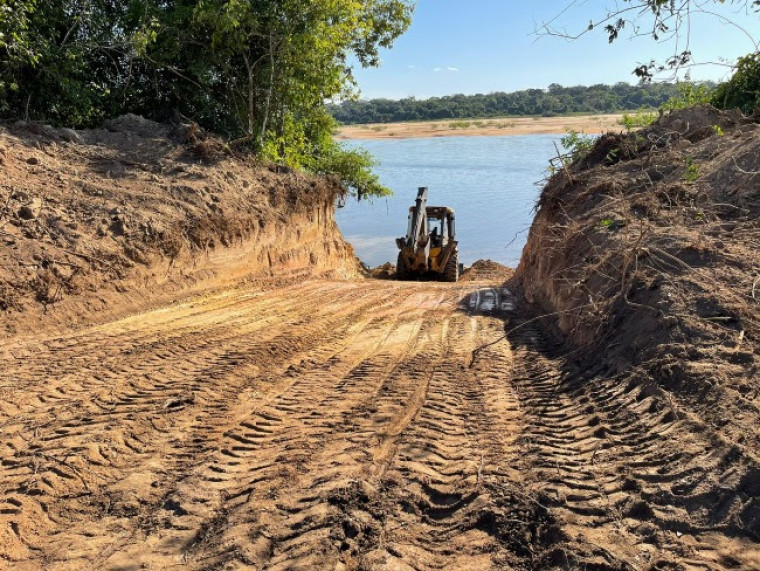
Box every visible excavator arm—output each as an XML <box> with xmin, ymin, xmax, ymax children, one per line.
<box><xmin>408</xmin><ymin>186</ymin><xmax>429</xmax><ymax>248</ymax></box>
<box><xmin>396</xmin><ymin>186</ymin><xmax>429</xmax><ymax>250</ymax></box>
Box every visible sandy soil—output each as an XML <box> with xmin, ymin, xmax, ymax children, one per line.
<box><xmin>1</xmin><ymin>110</ymin><xmax>758</xmax><ymax>570</ymax></box>
<box><xmin>1</xmin><ymin>276</ymin><xmax>757</xmax><ymax>569</ymax></box>
<box><xmin>519</xmin><ymin>105</ymin><xmax>760</xmax><ymax>569</ymax></box>
<box><xmin>335</xmin><ymin>114</ymin><xmax>626</xmax><ymax>140</ymax></box>
<box><xmin>0</xmin><ymin>116</ymin><xmax>355</xmax><ymax>335</ymax></box>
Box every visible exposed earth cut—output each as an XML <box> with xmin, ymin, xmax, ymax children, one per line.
<box><xmin>0</xmin><ymin>109</ymin><xmax>758</xmax><ymax>570</ymax></box>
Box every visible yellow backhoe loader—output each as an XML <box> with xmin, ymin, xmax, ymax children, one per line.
<box><xmin>396</xmin><ymin>187</ymin><xmax>459</xmax><ymax>282</ymax></box>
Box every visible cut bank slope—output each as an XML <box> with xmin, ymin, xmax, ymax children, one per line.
<box><xmin>517</xmin><ymin>105</ymin><xmax>760</xmax><ymax>564</ymax></box>
<box><xmin>0</xmin><ymin>116</ymin><xmax>356</xmax><ymax>334</ymax></box>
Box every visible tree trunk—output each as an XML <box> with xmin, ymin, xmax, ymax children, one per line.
<box><xmin>243</xmin><ymin>53</ymin><xmax>255</xmax><ymax>136</ymax></box>
<box><xmin>259</xmin><ymin>32</ymin><xmax>276</xmax><ymax>149</ymax></box>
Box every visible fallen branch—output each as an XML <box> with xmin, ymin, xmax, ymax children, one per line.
<box><xmin>469</xmin><ymin>301</ymin><xmax>598</xmax><ymax>368</ymax></box>
<box><xmin>733</xmin><ymin>156</ymin><xmax>760</xmax><ymax>176</ymax></box>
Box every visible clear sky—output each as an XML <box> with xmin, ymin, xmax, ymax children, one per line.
<box><xmin>351</xmin><ymin>0</ymin><xmax>760</xmax><ymax>99</ymax></box>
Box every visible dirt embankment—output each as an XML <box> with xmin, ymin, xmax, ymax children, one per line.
<box><xmin>517</xmin><ymin>105</ymin><xmax>760</xmax><ymax>546</ymax></box>
<box><xmin>0</xmin><ymin>116</ymin><xmax>356</xmax><ymax>334</ymax></box>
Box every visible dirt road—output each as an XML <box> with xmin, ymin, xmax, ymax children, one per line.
<box><xmin>1</xmin><ymin>278</ymin><xmax>757</xmax><ymax>570</ymax></box>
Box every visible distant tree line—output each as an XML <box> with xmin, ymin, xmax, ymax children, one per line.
<box><xmin>328</xmin><ymin>82</ymin><xmax>718</xmax><ymax>124</ymax></box>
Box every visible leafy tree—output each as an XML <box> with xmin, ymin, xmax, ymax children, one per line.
<box><xmin>0</xmin><ymin>0</ymin><xmax>37</xmax><ymax>112</ymax></box>
<box><xmin>712</xmin><ymin>51</ymin><xmax>760</xmax><ymax>113</ymax></box>
<box><xmin>311</xmin><ymin>139</ymin><xmax>390</xmax><ymax>199</ymax></box>
<box><xmin>0</xmin><ymin>0</ymin><xmax>414</xmax><ymax>198</ymax></box>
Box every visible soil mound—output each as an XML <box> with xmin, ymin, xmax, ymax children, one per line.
<box><xmin>367</xmin><ymin>261</ymin><xmax>396</xmax><ymax>279</ymax></box>
<box><xmin>0</xmin><ymin>117</ymin><xmax>356</xmax><ymax>333</ymax></box>
<box><xmin>517</xmin><ymin>105</ymin><xmax>760</xmax><ymax>543</ymax></box>
<box><xmin>460</xmin><ymin>259</ymin><xmax>513</xmax><ymax>282</ymax></box>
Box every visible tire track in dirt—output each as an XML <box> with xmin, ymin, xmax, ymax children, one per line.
<box><xmin>265</xmin><ymin>317</ymin><xmax>453</xmax><ymax>570</ymax></box>
<box><xmin>170</xmin><ymin>299</ymin><xmax>452</xmax><ymax>569</ymax></box>
<box><xmin>0</xmin><ymin>281</ymin><xmax>420</xmax><ymax>567</ymax></box>
<box><xmin>2</xmin><ymin>279</ymin><xmax>757</xmax><ymax>570</ymax></box>
<box><xmin>190</xmin><ymin>305</ymin><xmax>551</xmax><ymax>571</ymax></box>
<box><xmin>349</xmin><ymin>315</ymin><xmax>556</xmax><ymax>571</ymax></box>
<box><xmin>508</xmin><ymin>321</ymin><xmax>760</xmax><ymax>571</ymax></box>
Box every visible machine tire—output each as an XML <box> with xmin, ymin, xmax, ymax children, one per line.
<box><xmin>443</xmin><ymin>251</ymin><xmax>459</xmax><ymax>282</ymax></box>
<box><xmin>396</xmin><ymin>252</ymin><xmax>409</xmax><ymax>280</ymax></box>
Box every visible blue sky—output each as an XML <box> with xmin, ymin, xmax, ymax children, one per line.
<box><xmin>351</xmin><ymin>0</ymin><xmax>760</xmax><ymax>99</ymax></box>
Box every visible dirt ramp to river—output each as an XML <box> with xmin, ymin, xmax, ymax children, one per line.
<box><xmin>0</xmin><ymin>116</ymin><xmax>356</xmax><ymax>334</ymax></box>
<box><xmin>516</xmin><ymin>105</ymin><xmax>760</xmax><ymax>566</ymax></box>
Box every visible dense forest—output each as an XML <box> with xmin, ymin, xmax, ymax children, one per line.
<box><xmin>327</xmin><ymin>82</ymin><xmax>710</xmax><ymax>124</ymax></box>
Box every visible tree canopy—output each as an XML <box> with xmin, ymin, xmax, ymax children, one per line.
<box><xmin>0</xmin><ymin>0</ymin><xmax>415</xmax><ymax>197</ymax></box>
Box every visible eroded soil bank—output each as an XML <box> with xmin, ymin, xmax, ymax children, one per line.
<box><xmin>517</xmin><ymin>105</ymin><xmax>760</xmax><ymax>566</ymax></box>
<box><xmin>0</xmin><ymin>115</ymin><xmax>356</xmax><ymax>335</ymax></box>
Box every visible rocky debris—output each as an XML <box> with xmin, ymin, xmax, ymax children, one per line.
<box><xmin>17</xmin><ymin>197</ymin><xmax>42</xmax><ymax>220</ymax></box>
<box><xmin>60</xmin><ymin>128</ymin><xmax>83</xmax><ymax>144</ymax></box>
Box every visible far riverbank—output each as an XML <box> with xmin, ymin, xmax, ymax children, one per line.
<box><xmin>336</xmin><ymin>113</ymin><xmax>626</xmax><ymax>140</ymax></box>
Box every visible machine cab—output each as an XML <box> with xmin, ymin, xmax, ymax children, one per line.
<box><xmin>396</xmin><ymin>187</ymin><xmax>460</xmax><ymax>281</ymax></box>
<box><xmin>423</xmin><ymin>206</ymin><xmax>456</xmax><ymax>249</ymax></box>
<box><xmin>399</xmin><ymin>206</ymin><xmax>456</xmax><ymax>249</ymax></box>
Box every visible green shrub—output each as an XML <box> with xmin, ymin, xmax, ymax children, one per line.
<box><xmin>561</xmin><ymin>129</ymin><xmax>597</xmax><ymax>164</ymax></box>
<box><xmin>683</xmin><ymin>156</ymin><xmax>700</xmax><ymax>183</ymax></box>
<box><xmin>660</xmin><ymin>81</ymin><xmax>713</xmax><ymax>111</ymax></box>
<box><xmin>618</xmin><ymin>110</ymin><xmax>657</xmax><ymax>131</ymax></box>
<box><xmin>310</xmin><ymin>141</ymin><xmax>390</xmax><ymax>200</ymax></box>
<box><xmin>712</xmin><ymin>52</ymin><xmax>760</xmax><ymax>115</ymax></box>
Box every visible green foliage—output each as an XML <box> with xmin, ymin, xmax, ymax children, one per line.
<box><xmin>328</xmin><ymin>82</ymin><xmax>690</xmax><ymax>124</ymax></box>
<box><xmin>448</xmin><ymin>120</ymin><xmax>477</xmax><ymax>129</ymax></box>
<box><xmin>660</xmin><ymin>81</ymin><xmax>714</xmax><ymax>111</ymax></box>
<box><xmin>0</xmin><ymin>0</ymin><xmax>37</xmax><ymax>111</ymax></box>
<box><xmin>598</xmin><ymin>218</ymin><xmax>626</xmax><ymax>232</ymax></box>
<box><xmin>310</xmin><ymin>141</ymin><xmax>391</xmax><ymax>199</ymax></box>
<box><xmin>561</xmin><ymin>129</ymin><xmax>597</xmax><ymax>165</ymax></box>
<box><xmin>712</xmin><ymin>52</ymin><xmax>760</xmax><ymax>115</ymax></box>
<box><xmin>683</xmin><ymin>156</ymin><xmax>700</xmax><ymax>183</ymax></box>
<box><xmin>712</xmin><ymin>124</ymin><xmax>725</xmax><ymax>136</ymax></box>
<box><xmin>0</xmin><ymin>0</ymin><xmax>414</xmax><ymax>198</ymax></box>
<box><xmin>618</xmin><ymin>109</ymin><xmax>657</xmax><ymax>131</ymax></box>
<box><xmin>0</xmin><ymin>1</ymin><xmax>164</xmax><ymax>126</ymax></box>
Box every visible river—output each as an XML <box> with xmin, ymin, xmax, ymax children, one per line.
<box><xmin>335</xmin><ymin>134</ymin><xmax>561</xmax><ymax>268</ymax></box>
